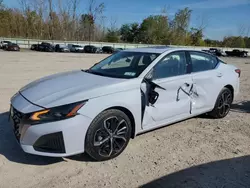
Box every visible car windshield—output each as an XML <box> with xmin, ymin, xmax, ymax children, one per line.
<box><xmin>88</xmin><ymin>51</ymin><xmax>160</xmax><ymax>79</ymax></box>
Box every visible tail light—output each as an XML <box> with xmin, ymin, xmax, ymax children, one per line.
<box><xmin>235</xmin><ymin>69</ymin><xmax>241</xmax><ymax>77</ymax></box>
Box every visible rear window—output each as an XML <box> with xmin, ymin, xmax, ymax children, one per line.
<box><xmin>190</xmin><ymin>51</ymin><xmax>218</xmax><ymax>73</ymax></box>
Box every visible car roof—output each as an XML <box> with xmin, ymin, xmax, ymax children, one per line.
<box><xmin>124</xmin><ymin>46</ymin><xmax>196</xmax><ymax>54</ymax></box>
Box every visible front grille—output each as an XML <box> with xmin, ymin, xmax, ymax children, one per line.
<box><xmin>10</xmin><ymin>106</ymin><xmax>24</xmax><ymax>142</ymax></box>
<box><xmin>33</xmin><ymin>132</ymin><xmax>66</xmax><ymax>153</ymax></box>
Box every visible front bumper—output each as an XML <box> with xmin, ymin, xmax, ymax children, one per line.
<box><xmin>18</xmin><ymin>115</ymin><xmax>92</xmax><ymax>157</ymax></box>
<box><xmin>10</xmin><ymin>97</ymin><xmax>92</xmax><ymax>157</ymax></box>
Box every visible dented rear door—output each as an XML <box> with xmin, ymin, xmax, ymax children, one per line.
<box><xmin>188</xmin><ymin>51</ymin><xmax>223</xmax><ymax>114</ymax></box>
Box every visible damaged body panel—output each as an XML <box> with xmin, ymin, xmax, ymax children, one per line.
<box><xmin>141</xmin><ymin>75</ymin><xmax>192</xmax><ymax>128</ymax></box>
<box><xmin>139</xmin><ymin>50</ymin><xmax>239</xmax><ymax>130</ymax></box>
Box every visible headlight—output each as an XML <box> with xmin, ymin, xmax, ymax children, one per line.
<box><xmin>28</xmin><ymin>100</ymin><xmax>87</xmax><ymax>123</ymax></box>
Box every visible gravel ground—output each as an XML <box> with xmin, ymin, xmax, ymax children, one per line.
<box><xmin>0</xmin><ymin>51</ymin><xmax>250</xmax><ymax>188</ymax></box>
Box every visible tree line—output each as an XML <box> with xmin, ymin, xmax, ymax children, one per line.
<box><xmin>0</xmin><ymin>0</ymin><xmax>249</xmax><ymax>48</ymax></box>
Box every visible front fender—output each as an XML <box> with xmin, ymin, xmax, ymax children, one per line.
<box><xmin>78</xmin><ymin>88</ymin><xmax>142</xmax><ymax>136</ymax></box>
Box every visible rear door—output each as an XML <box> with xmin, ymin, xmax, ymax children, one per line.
<box><xmin>188</xmin><ymin>51</ymin><xmax>223</xmax><ymax>114</ymax></box>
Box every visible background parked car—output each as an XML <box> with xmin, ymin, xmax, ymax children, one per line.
<box><xmin>202</xmin><ymin>48</ymin><xmax>226</xmax><ymax>57</ymax></box>
<box><xmin>30</xmin><ymin>44</ymin><xmax>39</xmax><ymax>51</ymax></box>
<box><xmin>32</xmin><ymin>42</ymin><xmax>54</xmax><ymax>52</ymax></box>
<box><xmin>4</xmin><ymin>43</ymin><xmax>20</xmax><ymax>51</ymax></box>
<box><xmin>38</xmin><ymin>42</ymin><xmax>55</xmax><ymax>52</ymax></box>
<box><xmin>55</xmin><ymin>44</ymin><xmax>70</xmax><ymax>52</ymax></box>
<box><xmin>102</xmin><ymin>46</ymin><xmax>114</xmax><ymax>53</ymax></box>
<box><xmin>68</xmin><ymin>44</ymin><xmax>84</xmax><ymax>52</ymax></box>
<box><xmin>225</xmin><ymin>49</ymin><xmax>248</xmax><ymax>57</ymax></box>
<box><xmin>84</xmin><ymin>45</ymin><xmax>98</xmax><ymax>53</ymax></box>
<box><xmin>0</xmin><ymin>40</ymin><xmax>12</xmax><ymax>49</ymax></box>
<box><xmin>209</xmin><ymin>48</ymin><xmax>226</xmax><ymax>57</ymax></box>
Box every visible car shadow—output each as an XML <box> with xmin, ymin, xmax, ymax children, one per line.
<box><xmin>140</xmin><ymin>155</ymin><xmax>250</xmax><ymax>188</ymax></box>
<box><xmin>198</xmin><ymin>101</ymin><xmax>250</xmax><ymax>119</ymax></box>
<box><xmin>231</xmin><ymin>101</ymin><xmax>250</xmax><ymax>113</ymax></box>
<box><xmin>0</xmin><ymin>111</ymin><xmax>65</xmax><ymax>165</ymax></box>
<box><xmin>66</xmin><ymin>153</ymin><xmax>95</xmax><ymax>162</ymax></box>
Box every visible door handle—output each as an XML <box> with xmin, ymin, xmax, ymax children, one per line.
<box><xmin>217</xmin><ymin>73</ymin><xmax>223</xmax><ymax>77</ymax></box>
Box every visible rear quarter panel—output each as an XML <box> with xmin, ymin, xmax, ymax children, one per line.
<box><xmin>218</xmin><ymin>62</ymin><xmax>240</xmax><ymax>98</ymax></box>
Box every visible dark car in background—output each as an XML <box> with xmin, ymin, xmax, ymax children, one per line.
<box><xmin>102</xmin><ymin>46</ymin><xmax>114</xmax><ymax>53</ymax></box>
<box><xmin>0</xmin><ymin>40</ymin><xmax>12</xmax><ymax>49</ymax></box>
<box><xmin>202</xmin><ymin>48</ymin><xmax>226</xmax><ymax>57</ymax></box>
<box><xmin>31</xmin><ymin>42</ymin><xmax>55</xmax><ymax>52</ymax></box>
<box><xmin>38</xmin><ymin>42</ymin><xmax>55</xmax><ymax>52</ymax></box>
<box><xmin>84</xmin><ymin>45</ymin><xmax>98</xmax><ymax>53</ymax></box>
<box><xmin>225</xmin><ymin>49</ymin><xmax>248</xmax><ymax>57</ymax></box>
<box><xmin>209</xmin><ymin>48</ymin><xmax>226</xmax><ymax>57</ymax></box>
<box><xmin>4</xmin><ymin>43</ymin><xmax>20</xmax><ymax>51</ymax></box>
<box><xmin>55</xmin><ymin>44</ymin><xmax>70</xmax><ymax>52</ymax></box>
<box><xmin>31</xmin><ymin>44</ymin><xmax>38</xmax><ymax>51</ymax></box>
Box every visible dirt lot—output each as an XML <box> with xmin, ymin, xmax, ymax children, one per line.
<box><xmin>0</xmin><ymin>51</ymin><xmax>250</xmax><ymax>188</ymax></box>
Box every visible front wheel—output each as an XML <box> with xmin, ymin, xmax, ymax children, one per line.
<box><xmin>85</xmin><ymin>109</ymin><xmax>132</xmax><ymax>161</ymax></box>
<box><xmin>209</xmin><ymin>87</ymin><xmax>233</xmax><ymax>119</ymax></box>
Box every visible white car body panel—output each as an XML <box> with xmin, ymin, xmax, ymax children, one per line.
<box><xmin>9</xmin><ymin>47</ymin><xmax>240</xmax><ymax>157</ymax></box>
<box><xmin>19</xmin><ymin>70</ymin><xmax>135</xmax><ymax>110</ymax></box>
<box><xmin>20</xmin><ymin>114</ymin><xmax>92</xmax><ymax>157</ymax></box>
<box><xmin>142</xmin><ymin>74</ymin><xmax>192</xmax><ymax>129</ymax></box>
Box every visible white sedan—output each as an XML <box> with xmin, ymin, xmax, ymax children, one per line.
<box><xmin>9</xmin><ymin>47</ymin><xmax>240</xmax><ymax>161</ymax></box>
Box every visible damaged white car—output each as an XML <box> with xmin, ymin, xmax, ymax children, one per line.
<box><xmin>10</xmin><ymin>47</ymin><xmax>240</xmax><ymax>161</ymax></box>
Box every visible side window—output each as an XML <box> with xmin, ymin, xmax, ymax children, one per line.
<box><xmin>153</xmin><ymin>52</ymin><xmax>187</xmax><ymax>79</ymax></box>
<box><xmin>190</xmin><ymin>52</ymin><xmax>217</xmax><ymax>73</ymax></box>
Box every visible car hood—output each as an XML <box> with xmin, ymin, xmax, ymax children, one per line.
<box><xmin>19</xmin><ymin>70</ymin><xmax>136</xmax><ymax>108</ymax></box>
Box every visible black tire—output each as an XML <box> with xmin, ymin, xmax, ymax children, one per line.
<box><xmin>85</xmin><ymin>109</ymin><xmax>132</xmax><ymax>161</ymax></box>
<box><xmin>209</xmin><ymin>87</ymin><xmax>233</xmax><ymax>119</ymax></box>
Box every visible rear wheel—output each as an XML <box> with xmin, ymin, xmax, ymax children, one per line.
<box><xmin>85</xmin><ymin>109</ymin><xmax>131</xmax><ymax>161</ymax></box>
<box><xmin>209</xmin><ymin>87</ymin><xmax>233</xmax><ymax>119</ymax></box>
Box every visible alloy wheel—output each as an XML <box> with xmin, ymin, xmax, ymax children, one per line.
<box><xmin>93</xmin><ymin>116</ymin><xmax>128</xmax><ymax>157</ymax></box>
<box><xmin>217</xmin><ymin>90</ymin><xmax>232</xmax><ymax>117</ymax></box>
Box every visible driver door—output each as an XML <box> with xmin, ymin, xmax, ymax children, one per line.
<box><xmin>141</xmin><ymin>51</ymin><xmax>193</xmax><ymax>129</ymax></box>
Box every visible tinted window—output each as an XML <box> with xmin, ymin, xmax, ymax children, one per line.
<box><xmin>190</xmin><ymin>52</ymin><xmax>217</xmax><ymax>72</ymax></box>
<box><xmin>138</xmin><ymin>54</ymin><xmax>158</xmax><ymax>66</ymax></box>
<box><xmin>153</xmin><ymin>51</ymin><xmax>187</xmax><ymax>79</ymax></box>
<box><xmin>89</xmin><ymin>51</ymin><xmax>160</xmax><ymax>78</ymax></box>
